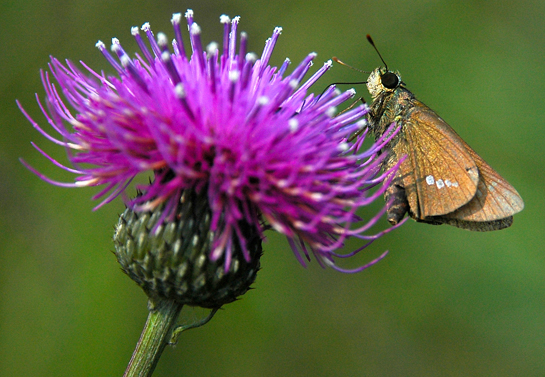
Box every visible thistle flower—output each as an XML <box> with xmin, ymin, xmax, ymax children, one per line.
<box><xmin>19</xmin><ymin>10</ymin><xmax>403</xmax><ymax>306</ymax></box>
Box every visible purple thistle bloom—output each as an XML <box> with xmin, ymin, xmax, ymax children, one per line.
<box><xmin>19</xmin><ymin>10</ymin><xmax>405</xmax><ymax>273</ymax></box>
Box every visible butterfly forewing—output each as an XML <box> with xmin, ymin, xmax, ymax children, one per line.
<box><xmin>403</xmin><ymin>102</ymin><xmax>480</xmax><ymax>218</ymax></box>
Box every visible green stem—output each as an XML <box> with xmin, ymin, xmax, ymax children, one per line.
<box><xmin>123</xmin><ymin>298</ymin><xmax>183</xmax><ymax>377</ymax></box>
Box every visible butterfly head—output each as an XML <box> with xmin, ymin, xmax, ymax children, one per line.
<box><xmin>366</xmin><ymin>67</ymin><xmax>402</xmax><ymax>99</ymax></box>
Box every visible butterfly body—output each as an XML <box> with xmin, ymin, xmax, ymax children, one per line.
<box><xmin>366</xmin><ymin>67</ymin><xmax>524</xmax><ymax>231</ymax></box>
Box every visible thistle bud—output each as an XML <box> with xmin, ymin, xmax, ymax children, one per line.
<box><xmin>114</xmin><ymin>189</ymin><xmax>262</xmax><ymax>308</ymax></box>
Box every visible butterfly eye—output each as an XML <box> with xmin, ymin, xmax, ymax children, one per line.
<box><xmin>381</xmin><ymin>72</ymin><xmax>399</xmax><ymax>89</ymax></box>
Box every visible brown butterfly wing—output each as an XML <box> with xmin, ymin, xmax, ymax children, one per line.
<box><xmin>401</xmin><ymin>100</ymin><xmax>480</xmax><ymax>219</ymax></box>
<box><xmin>431</xmin><ymin>139</ymin><xmax>525</xmax><ymax>230</ymax></box>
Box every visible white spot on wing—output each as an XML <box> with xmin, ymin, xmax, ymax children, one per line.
<box><xmin>426</xmin><ymin>175</ymin><xmax>459</xmax><ymax>189</ymax></box>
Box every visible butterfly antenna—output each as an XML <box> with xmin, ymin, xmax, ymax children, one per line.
<box><xmin>332</xmin><ymin>57</ymin><xmax>370</xmax><ymax>74</ymax></box>
<box><xmin>366</xmin><ymin>34</ymin><xmax>388</xmax><ymax>70</ymax></box>
<box><xmin>315</xmin><ymin>57</ymin><xmax>371</xmax><ymax>101</ymax></box>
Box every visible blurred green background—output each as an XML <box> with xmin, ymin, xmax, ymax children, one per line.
<box><xmin>1</xmin><ymin>0</ymin><xmax>544</xmax><ymax>376</ymax></box>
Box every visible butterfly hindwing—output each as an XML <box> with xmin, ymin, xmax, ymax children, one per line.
<box><xmin>435</xmin><ymin>139</ymin><xmax>524</xmax><ymax>228</ymax></box>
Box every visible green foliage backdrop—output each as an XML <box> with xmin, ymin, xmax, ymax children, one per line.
<box><xmin>1</xmin><ymin>0</ymin><xmax>544</xmax><ymax>376</ymax></box>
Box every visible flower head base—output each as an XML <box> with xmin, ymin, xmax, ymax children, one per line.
<box><xmin>114</xmin><ymin>188</ymin><xmax>263</xmax><ymax>307</ymax></box>
<box><xmin>20</xmin><ymin>10</ymin><xmax>403</xmax><ymax>280</ymax></box>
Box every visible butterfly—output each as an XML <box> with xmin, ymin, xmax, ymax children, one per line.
<box><xmin>352</xmin><ymin>35</ymin><xmax>524</xmax><ymax>231</ymax></box>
